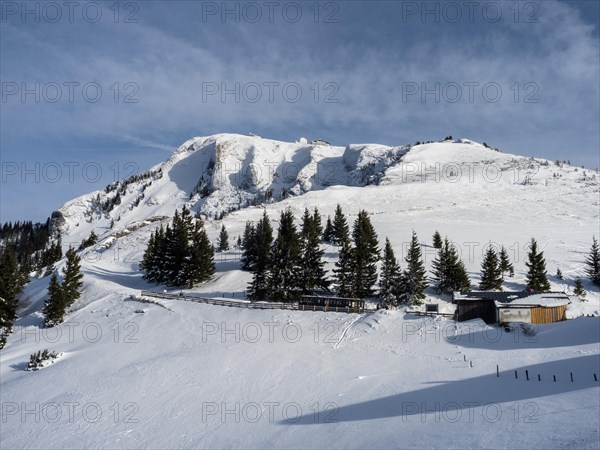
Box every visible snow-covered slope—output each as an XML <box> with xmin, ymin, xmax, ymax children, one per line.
<box><xmin>2</xmin><ymin>134</ymin><xmax>599</xmax><ymax>449</ymax></box>
<box><xmin>58</xmin><ymin>134</ymin><xmax>407</xmax><ymax>244</ymax></box>
<box><xmin>2</xmin><ymin>301</ymin><xmax>599</xmax><ymax>448</ymax></box>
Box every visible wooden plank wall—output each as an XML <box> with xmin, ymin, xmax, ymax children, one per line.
<box><xmin>530</xmin><ymin>305</ymin><xmax>567</xmax><ymax>324</ymax></box>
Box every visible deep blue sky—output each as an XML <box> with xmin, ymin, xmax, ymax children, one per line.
<box><xmin>1</xmin><ymin>0</ymin><xmax>599</xmax><ymax>222</ymax></box>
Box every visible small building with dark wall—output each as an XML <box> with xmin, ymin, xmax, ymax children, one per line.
<box><xmin>452</xmin><ymin>291</ymin><xmax>571</xmax><ymax>325</ymax></box>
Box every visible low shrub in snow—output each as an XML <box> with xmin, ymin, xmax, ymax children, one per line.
<box><xmin>27</xmin><ymin>350</ymin><xmax>61</xmax><ymax>371</ymax></box>
<box><xmin>519</xmin><ymin>323</ymin><xmax>537</xmax><ymax>337</ymax></box>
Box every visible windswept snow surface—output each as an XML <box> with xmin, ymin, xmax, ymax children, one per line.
<box><xmin>1</xmin><ymin>134</ymin><xmax>599</xmax><ymax>448</ymax></box>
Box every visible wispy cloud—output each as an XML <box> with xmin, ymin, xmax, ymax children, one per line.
<box><xmin>1</xmin><ymin>0</ymin><xmax>598</xmax><ymax>220</ymax></box>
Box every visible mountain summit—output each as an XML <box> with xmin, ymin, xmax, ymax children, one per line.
<box><xmin>58</xmin><ymin>133</ymin><xmax>597</xmax><ymax>245</ymax></box>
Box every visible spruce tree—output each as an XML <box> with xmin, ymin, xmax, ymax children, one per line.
<box><xmin>301</xmin><ymin>208</ymin><xmax>312</xmax><ymax>241</ymax></box>
<box><xmin>241</xmin><ymin>221</ymin><xmax>256</xmax><ymax>271</ymax></box>
<box><xmin>141</xmin><ymin>231</ymin><xmax>157</xmax><ymax>282</ymax></box>
<box><xmin>197</xmin><ymin>229</ymin><xmax>215</xmax><ymax>283</ymax></box>
<box><xmin>479</xmin><ymin>246</ymin><xmax>503</xmax><ymax>290</ymax></box>
<box><xmin>0</xmin><ymin>248</ymin><xmax>25</xmax><ymax>317</ymax></box>
<box><xmin>62</xmin><ymin>247</ymin><xmax>83</xmax><ymax>307</ymax></box>
<box><xmin>236</xmin><ymin>235</ymin><xmax>242</xmax><ymax>249</ymax></box>
<box><xmin>79</xmin><ymin>230</ymin><xmax>98</xmax><ymax>250</ymax></box>
<box><xmin>556</xmin><ymin>268</ymin><xmax>563</xmax><ymax>280</ymax></box>
<box><xmin>299</xmin><ymin>209</ymin><xmax>329</xmax><ymax>294</ymax></box>
<box><xmin>242</xmin><ymin>221</ymin><xmax>254</xmax><ymax>249</ymax></box>
<box><xmin>333</xmin><ymin>242</ymin><xmax>354</xmax><ymax>298</ymax></box>
<box><xmin>164</xmin><ymin>210</ymin><xmax>189</xmax><ymax>286</ymax></box>
<box><xmin>432</xmin><ymin>238</ymin><xmax>470</xmax><ymax>294</ymax></box>
<box><xmin>43</xmin><ymin>273</ymin><xmax>67</xmax><ymax>327</ymax></box>
<box><xmin>351</xmin><ymin>210</ymin><xmax>380</xmax><ymax>298</ymax></box>
<box><xmin>323</xmin><ymin>216</ymin><xmax>335</xmax><ymax>243</ymax></box>
<box><xmin>247</xmin><ymin>212</ymin><xmax>273</xmax><ymax>301</ymax></box>
<box><xmin>499</xmin><ymin>246</ymin><xmax>514</xmax><ymax>278</ymax></box>
<box><xmin>40</xmin><ymin>236</ymin><xmax>62</xmax><ymax>273</ymax></box>
<box><xmin>525</xmin><ymin>238</ymin><xmax>551</xmax><ymax>292</ymax></box>
<box><xmin>379</xmin><ymin>238</ymin><xmax>402</xmax><ymax>307</ymax></box>
<box><xmin>150</xmin><ymin>225</ymin><xmax>168</xmax><ymax>283</ymax></box>
<box><xmin>183</xmin><ymin>219</ymin><xmax>215</xmax><ymax>287</ymax></box>
<box><xmin>432</xmin><ymin>231</ymin><xmax>443</xmax><ymax>249</ymax></box>
<box><xmin>217</xmin><ymin>225</ymin><xmax>229</xmax><ymax>252</ymax></box>
<box><xmin>431</xmin><ymin>239</ymin><xmax>449</xmax><ymax>293</ymax></box>
<box><xmin>268</xmin><ymin>209</ymin><xmax>302</xmax><ymax>302</ymax></box>
<box><xmin>453</xmin><ymin>259</ymin><xmax>471</xmax><ymax>293</ymax></box>
<box><xmin>401</xmin><ymin>231</ymin><xmax>428</xmax><ymax>305</ymax></box>
<box><xmin>312</xmin><ymin>207</ymin><xmax>323</xmax><ymax>237</ymax></box>
<box><xmin>332</xmin><ymin>204</ymin><xmax>350</xmax><ymax>246</ymax></box>
<box><xmin>585</xmin><ymin>237</ymin><xmax>600</xmax><ymax>287</ymax></box>
<box><xmin>573</xmin><ymin>278</ymin><xmax>587</xmax><ymax>297</ymax></box>
<box><xmin>0</xmin><ymin>248</ymin><xmax>26</xmax><ymax>348</ymax></box>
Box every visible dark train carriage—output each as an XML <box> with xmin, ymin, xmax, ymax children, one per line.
<box><xmin>299</xmin><ymin>295</ymin><xmax>365</xmax><ymax>312</ymax></box>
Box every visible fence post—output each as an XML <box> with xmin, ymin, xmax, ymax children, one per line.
<box><xmin>538</xmin><ymin>374</ymin><xmax>541</xmax><ymax>381</ymax></box>
<box><xmin>526</xmin><ymin>370</ymin><xmax>529</xmax><ymax>381</ymax></box>
<box><xmin>515</xmin><ymin>370</ymin><xmax>518</xmax><ymax>379</ymax></box>
<box><xmin>496</xmin><ymin>365</ymin><xmax>499</xmax><ymax>377</ymax></box>
<box><xmin>570</xmin><ymin>372</ymin><xmax>574</xmax><ymax>382</ymax></box>
<box><xmin>553</xmin><ymin>375</ymin><xmax>556</xmax><ymax>382</ymax></box>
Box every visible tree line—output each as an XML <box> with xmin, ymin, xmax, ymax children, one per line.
<box><xmin>0</xmin><ymin>219</ymin><xmax>62</xmax><ymax>275</ymax></box>
<box><xmin>237</xmin><ymin>205</ymin><xmax>600</xmax><ymax>306</ymax></box>
<box><xmin>238</xmin><ymin>205</ymin><xmax>428</xmax><ymax>304</ymax></box>
<box><xmin>0</xmin><ymin>219</ymin><xmax>63</xmax><ymax>348</ymax></box>
<box><xmin>139</xmin><ymin>204</ymin><xmax>600</xmax><ymax>306</ymax></box>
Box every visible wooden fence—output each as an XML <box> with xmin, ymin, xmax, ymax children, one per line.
<box><xmin>139</xmin><ymin>290</ymin><xmax>364</xmax><ymax>314</ymax></box>
<box><xmin>408</xmin><ymin>310</ymin><xmax>455</xmax><ymax>318</ymax></box>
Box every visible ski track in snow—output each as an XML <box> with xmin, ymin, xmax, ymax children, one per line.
<box><xmin>333</xmin><ymin>314</ymin><xmax>365</xmax><ymax>349</ymax></box>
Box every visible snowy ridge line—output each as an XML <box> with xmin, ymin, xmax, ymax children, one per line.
<box><xmin>140</xmin><ymin>290</ymin><xmax>364</xmax><ymax>314</ymax></box>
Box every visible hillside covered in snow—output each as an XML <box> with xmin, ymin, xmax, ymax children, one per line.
<box><xmin>1</xmin><ymin>133</ymin><xmax>599</xmax><ymax>449</ymax></box>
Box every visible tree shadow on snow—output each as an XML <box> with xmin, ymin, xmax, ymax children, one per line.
<box><xmin>280</xmin><ymin>355</ymin><xmax>600</xmax><ymax>425</ymax></box>
<box><xmin>9</xmin><ymin>362</ymin><xmax>28</xmax><ymax>372</ymax></box>
<box><xmin>86</xmin><ymin>266</ymin><xmax>148</xmax><ymax>290</ymax></box>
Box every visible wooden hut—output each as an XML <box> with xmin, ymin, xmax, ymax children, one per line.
<box><xmin>452</xmin><ymin>291</ymin><xmax>570</xmax><ymax>325</ymax></box>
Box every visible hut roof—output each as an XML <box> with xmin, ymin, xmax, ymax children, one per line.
<box><xmin>453</xmin><ymin>291</ymin><xmax>570</xmax><ymax>307</ymax></box>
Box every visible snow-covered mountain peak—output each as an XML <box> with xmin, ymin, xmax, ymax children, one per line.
<box><xmin>57</xmin><ymin>134</ymin><xmax>409</xmax><ymax>240</ymax></box>
<box><xmin>55</xmin><ymin>133</ymin><xmax>597</xmax><ymax>246</ymax></box>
